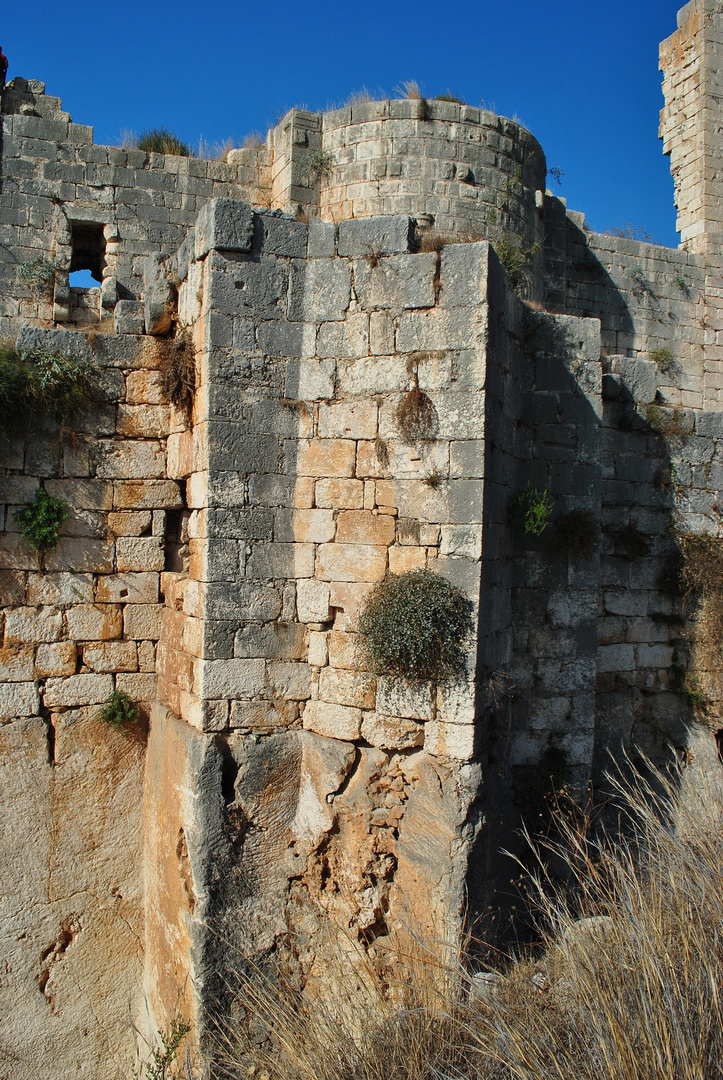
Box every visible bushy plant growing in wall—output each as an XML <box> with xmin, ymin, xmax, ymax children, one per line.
<box><xmin>358</xmin><ymin>568</ymin><xmax>474</xmax><ymax>682</ymax></box>
<box><xmin>98</xmin><ymin>690</ymin><xmax>140</xmax><ymax>731</ymax></box>
<box><xmin>0</xmin><ymin>341</ymin><xmax>93</xmax><ymax>436</ymax></box>
<box><xmin>135</xmin><ymin>127</ymin><xmax>192</xmax><ymax>156</ymax></box>
<box><xmin>14</xmin><ymin>486</ymin><xmax>69</xmax><ymax>557</ymax></box>
<box><xmin>511</xmin><ymin>488</ymin><xmax>554</xmax><ymax>537</ymax></box>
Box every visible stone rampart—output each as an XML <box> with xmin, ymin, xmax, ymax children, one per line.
<box><xmin>1</xmin><ymin>2</ymin><xmax>723</xmax><ymax>1075</ymax></box>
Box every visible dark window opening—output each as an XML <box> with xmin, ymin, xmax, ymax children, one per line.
<box><xmin>70</xmin><ymin>222</ymin><xmax>106</xmax><ymax>284</ymax></box>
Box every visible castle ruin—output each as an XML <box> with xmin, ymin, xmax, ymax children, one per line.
<box><xmin>1</xmin><ymin>2</ymin><xmax>723</xmax><ymax>1075</ymax></box>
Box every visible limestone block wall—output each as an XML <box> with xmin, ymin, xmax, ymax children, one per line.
<box><xmin>0</xmin><ymin>328</ymin><xmax>187</xmax><ymax>1078</ymax></box>
<box><xmin>1</xmin><ymin>82</ymin><xmax>547</xmax><ymax>338</ymax></box>
<box><xmin>0</xmin><ymin>79</ymin><xmax>271</xmax><ymax>335</ymax></box>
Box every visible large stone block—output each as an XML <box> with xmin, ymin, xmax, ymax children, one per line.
<box><xmin>318</xmin><ymin>401</ymin><xmax>378</xmax><ymax>439</ymax></box>
<box><xmin>315</xmin><ymin>478</ymin><xmax>364</xmax><ymax>510</ymax></box>
<box><xmin>82</xmin><ymin>641</ymin><xmax>138</xmax><ymax>673</ymax></box>
<box><xmin>335</xmin><ymin>510</ymin><xmax>396</xmax><ymax>546</ymax></box>
<box><xmin>195</xmin><ymin>198</ymin><xmax>254</xmax><ymax>258</ymax></box>
<box><xmin>288</xmin><ymin>260</ymin><xmax>351</xmax><ymax>322</ymax></box>
<box><xmin>302</xmin><ymin>700</ymin><xmax>362</xmax><ymax>740</ymax></box>
<box><xmin>361</xmin><ymin>712</ymin><xmax>424</xmax><ymax>750</ymax></box>
<box><xmin>295</xmin><ymin>438</ymin><xmax>356</xmax><ymax>477</ymax></box>
<box><xmin>376</xmin><ymin>676</ymin><xmax>434</xmax><ymax>721</ymax></box>
<box><xmin>43</xmin><ymin>673</ymin><xmax>114</xmax><ymax>708</ymax></box>
<box><xmin>34</xmin><ymin>641</ymin><xmax>77</xmax><ymax>677</ymax></box>
<box><xmin>354</xmin><ymin>252</ymin><xmax>437</xmax><ymax>312</ymax></box>
<box><xmin>66</xmin><ymin>604</ymin><xmax>122</xmax><ymax>640</ymax></box>
<box><xmin>296</xmin><ymin>578</ymin><xmax>331</xmax><ymax>622</ymax></box>
<box><xmin>318</xmin><ymin>667</ymin><xmax>376</xmax><ymax>709</ymax></box>
<box><xmin>95</xmin><ymin>573</ymin><xmax>159</xmax><ymax>605</ymax></box>
<box><xmin>337</xmin><ymin>215</ymin><xmax>415</xmax><ymax>256</ymax></box>
<box><xmin>116</xmin><ymin>536</ymin><xmax>165</xmax><ymax>573</ymax></box>
<box><xmin>194</xmin><ymin>657</ymin><xmax>266</xmax><ymax>698</ymax></box>
<box><xmin>4</xmin><ymin>607</ymin><xmax>63</xmax><ymax>645</ymax></box>
<box><xmin>113</xmin><ymin>480</ymin><xmax>183</xmax><ymax>509</ymax></box>
<box><xmin>275</xmin><ymin>508</ymin><xmax>336</xmax><ymax>544</ymax></box>
<box><xmin>26</xmin><ymin>572</ymin><xmax>94</xmax><ymax>607</ymax></box>
<box><xmin>316</xmin><ymin>543</ymin><xmax>387</xmax><ymax>581</ymax></box>
<box><xmin>0</xmin><ymin>646</ymin><xmax>35</xmax><ymax>682</ymax></box>
<box><xmin>246</xmin><ymin>542</ymin><xmax>315</xmax><ymax>579</ymax></box>
<box><xmin>0</xmin><ymin>681</ymin><xmax>40</xmax><ymax>719</ymax></box>
<box><xmin>97</xmin><ymin>441</ymin><xmax>166</xmax><ymax>480</ymax></box>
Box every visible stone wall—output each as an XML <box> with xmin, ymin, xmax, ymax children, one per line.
<box><xmin>0</xmin><ymin>329</ymin><xmax>181</xmax><ymax>1077</ymax></box>
<box><xmin>3</xmin><ymin>1</ymin><xmax>723</xmax><ymax>1073</ymax></box>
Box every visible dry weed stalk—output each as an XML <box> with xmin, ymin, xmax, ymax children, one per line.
<box><xmin>157</xmin><ymin>331</ymin><xmax>196</xmax><ymax>419</ymax></box>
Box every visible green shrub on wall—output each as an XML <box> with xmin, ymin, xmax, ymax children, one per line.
<box><xmin>358</xmin><ymin>568</ymin><xmax>474</xmax><ymax>682</ymax></box>
<box><xmin>98</xmin><ymin>690</ymin><xmax>140</xmax><ymax>731</ymax></box>
<box><xmin>0</xmin><ymin>341</ymin><xmax>93</xmax><ymax>436</ymax></box>
<box><xmin>14</xmin><ymin>486</ymin><xmax>69</xmax><ymax>558</ymax></box>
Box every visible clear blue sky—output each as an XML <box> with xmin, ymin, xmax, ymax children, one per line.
<box><xmin>3</xmin><ymin>0</ymin><xmax>683</xmax><ymax>247</ymax></box>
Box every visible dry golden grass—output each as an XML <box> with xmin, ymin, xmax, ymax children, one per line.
<box><xmin>213</xmin><ymin>750</ymin><xmax>723</xmax><ymax>1080</ymax></box>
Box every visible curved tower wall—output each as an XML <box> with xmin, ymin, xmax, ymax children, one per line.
<box><xmin>267</xmin><ymin>98</ymin><xmax>546</xmax><ymax>251</ymax></box>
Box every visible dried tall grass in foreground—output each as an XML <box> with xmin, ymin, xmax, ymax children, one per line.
<box><xmin>214</xmin><ymin>751</ymin><xmax>723</xmax><ymax>1080</ymax></box>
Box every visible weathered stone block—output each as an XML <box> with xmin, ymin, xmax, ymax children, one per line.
<box><xmin>43</xmin><ymin>673</ymin><xmax>114</xmax><ymax>707</ymax></box>
<box><xmin>361</xmin><ymin>712</ymin><xmax>424</xmax><ymax>750</ymax></box>
<box><xmin>4</xmin><ymin>607</ymin><xmax>63</xmax><ymax>645</ymax></box>
<box><xmin>318</xmin><ymin>401</ymin><xmax>378</xmax><ymax>439</ymax></box>
<box><xmin>194</xmin><ymin>657</ymin><xmax>266</xmax><ymax>698</ymax></box>
<box><xmin>318</xmin><ymin>667</ymin><xmax>376</xmax><ymax>709</ymax></box>
<box><xmin>307</xmin><ymin>631</ymin><xmax>328</xmax><ymax>666</ymax></box>
<box><xmin>316</xmin><ymin>543</ymin><xmax>387</xmax><ymax>581</ymax></box>
<box><xmin>376</xmin><ymin>676</ymin><xmax>434</xmax><ymax>720</ymax></box>
<box><xmin>114</xmin><ymin>299</ymin><xmax>144</xmax><ymax>335</ymax></box>
<box><xmin>195</xmin><ymin>198</ymin><xmax>254</xmax><ymax>258</ymax></box>
<box><xmin>201</xmin><ymin>581</ymin><xmax>282</xmax><ymax>621</ymax></box>
<box><xmin>284</xmin><ymin>357</ymin><xmax>336</xmax><ymax>400</ymax></box>
<box><xmin>0</xmin><ymin>646</ymin><xmax>35</xmax><ymax>681</ymax></box>
<box><xmin>95</xmin><ymin>573</ymin><xmax>159</xmax><ymax>605</ymax></box>
<box><xmin>424</xmin><ymin>719</ymin><xmax>475</xmax><ymax>760</ymax></box>
<box><xmin>34</xmin><ymin>641</ymin><xmax>77</xmax><ymax>677</ymax></box>
<box><xmin>116</xmin><ymin>672</ymin><xmax>157</xmax><ymax>700</ymax></box>
<box><xmin>113</xmin><ymin>480</ymin><xmax>183</xmax><ymax>509</ymax></box>
<box><xmin>97</xmin><ymin>441</ymin><xmax>166</xmax><ymax>480</ymax></box>
<box><xmin>26</xmin><ymin>572</ymin><xmax>94</xmax><ymax>607</ymax></box>
<box><xmin>268</xmin><ymin>661</ymin><xmax>313</xmax><ymax>700</ymax></box>
<box><xmin>336</xmin><ymin>510</ymin><xmax>396</xmax><ymax>546</ymax></box>
<box><xmin>296</xmin><ymin>578</ymin><xmax>331</xmax><ymax>622</ymax></box>
<box><xmin>296</xmin><ymin>438</ymin><xmax>356</xmax><ymax>477</ymax></box>
<box><xmin>116</xmin><ymin>536</ymin><xmax>165</xmax><ymax>573</ymax></box>
<box><xmin>66</xmin><ymin>604</ymin><xmax>122</xmax><ymax>640</ymax></box>
<box><xmin>302</xmin><ymin>700</ymin><xmax>362</xmax><ymax>740</ymax></box>
<box><xmin>107</xmin><ymin>512</ymin><xmax>153</xmax><ymax>537</ymax></box>
<box><xmin>246</xmin><ymin>542</ymin><xmax>315</xmax><ymax>579</ymax></box>
<box><xmin>307</xmin><ymin>217</ymin><xmax>336</xmax><ymax>258</ymax></box>
<box><xmin>439</xmin><ymin>524</ymin><xmax>482</xmax><ymax>559</ymax></box>
<box><xmin>337</xmin><ymin>215</ymin><xmax>414</xmax><ymax>256</ymax></box>
<box><xmin>82</xmin><ymin>641</ymin><xmax>138</xmax><ymax>673</ymax></box>
<box><xmin>234</xmin><ymin>621</ymin><xmax>305</xmax><ymax>660</ymax></box>
<box><xmin>315</xmin><ymin>478</ymin><xmax>364</xmax><ymax>510</ymax></box>
<box><xmin>327</xmin><ymin>630</ymin><xmax>360</xmax><ymax>670</ymax></box>
<box><xmin>275</xmin><ymin>509</ymin><xmax>337</xmax><ymax>544</ymax></box>
<box><xmin>388</xmin><ymin>546</ymin><xmax>427</xmax><ymax>574</ymax></box>
<box><xmin>0</xmin><ymin>681</ymin><xmax>40</xmax><ymax>719</ymax></box>
<box><xmin>288</xmin><ymin>260</ymin><xmax>351</xmax><ymax>322</ymax></box>
<box><xmin>117</xmin><ymin>404</ymin><xmax>171</xmax><ymax>439</ymax></box>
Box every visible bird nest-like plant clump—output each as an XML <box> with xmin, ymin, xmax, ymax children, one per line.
<box><xmin>358</xmin><ymin>568</ymin><xmax>474</xmax><ymax>683</ymax></box>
